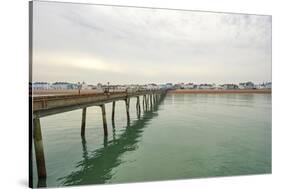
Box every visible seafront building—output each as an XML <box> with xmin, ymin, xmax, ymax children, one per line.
<box><xmin>32</xmin><ymin>81</ymin><xmax>271</xmax><ymax>92</ymax></box>
<box><xmin>32</xmin><ymin>82</ymin><xmax>51</xmax><ymax>90</ymax></box>
<box><xmin>221</xmin><ymin>84</ymin><xmax>239</xmax><ymax>89</ymax></box>
<box><xmin>51</xmin><ymin>82</ymin><xmax>79</xmax><ymax>90</ymax></box>
<box><xmin>256</xmin><ymin>82</ymin><xmax>272</xmax><ymax>89</ymax></box>
<box><xmin>239</xmin><ymin>82</ymin><xmax>255</xmax><ymax>89</ymax></box>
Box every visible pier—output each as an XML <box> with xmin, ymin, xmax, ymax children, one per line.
<box><xmin>32</xmin><ymin>89</ymin><xmax>167</xmax><ymax>179</ymax></box>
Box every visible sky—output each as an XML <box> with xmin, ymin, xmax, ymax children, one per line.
<box><xmin>32</xmin><ymin>1</ymin><xmax>272</xmax><ymax>85</ymax></box>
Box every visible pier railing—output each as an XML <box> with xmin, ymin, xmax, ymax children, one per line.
<box><xmin>33</xmin><ymin>89</ymin><xmax>165</xmax><ymax>118</ymax></box>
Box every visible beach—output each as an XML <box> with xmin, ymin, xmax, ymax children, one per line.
<box><xmin>168</xmin><ymin>89</ymin><xmax>271</xmax><ymax>94</ymax></box>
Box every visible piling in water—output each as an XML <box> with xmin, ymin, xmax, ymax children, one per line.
<box><xmin>142</xmin><ymin>95</ymin><xmax>145</xmax><ymax>111</ymax></box>
<box><xmin>136</xmin><ymin>96</ymin><xmax>141</xmax><ymax>118</ymax></box>
<box><xmin>33</xmin><ymin>117</ymin><xmax>47</xmax><ymax>178</ymax></box>
<box><xmin>100</xmin><ymin>104</ymin><xmax>108</xmax><ymax>136</ymax></box>
<box><xmin>81</xmin><ymin>107</ymin><xmax>87</xmax><ymax>137</ymax></box>
<box><xmin>112</xmin><ymin>101</ymin><xmax>115</xmax><ymax>122</ymax></box>
<box><xmin>125</xmin><ymin>98</ymin><xmax>130</xmax><ymax>121</ymax></box>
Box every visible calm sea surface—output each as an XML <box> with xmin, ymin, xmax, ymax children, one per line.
<box><xmin>32</xmin><ymin>93</ymin><xmax>272</xmax><ymax>187</ymax></box>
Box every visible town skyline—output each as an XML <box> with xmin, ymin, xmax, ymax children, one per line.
<box><xmin>31</xmin><ymin>80</ymin><xmax>272</xmax><ymax>86</ymax></box>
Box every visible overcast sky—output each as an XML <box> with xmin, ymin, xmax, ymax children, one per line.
<box><xmin>32</xmin><ymin>1</ymin><xmax>271</xmax><ymax>85</ymax></box>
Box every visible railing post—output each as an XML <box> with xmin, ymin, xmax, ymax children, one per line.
<box><xmin>33</xmin><ymin>117</ymin><xmax>47</xmax><ymax>178</ymax></box>
<box><xmin>81</xmin><ymin>107</ymin><xmax>87</xmax><ymax>137</ymax></box>
<box><xmin>100</xmin><ymin>104</ymin><xmax>108</xmax><ymax>136</ymax></box>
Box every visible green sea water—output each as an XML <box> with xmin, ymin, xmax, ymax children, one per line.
<box><xmin>32</xmin><ymin>93</ymin><xmax>271</xmax><ymax>187</ymax></box>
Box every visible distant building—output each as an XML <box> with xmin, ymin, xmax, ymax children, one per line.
<box><xmin>81</xmin><ymin>81</ymin><xmax>89</xmax><ymax>90</ymax></box>
<box><xmin>174</xmin><ymin>83</ymin><xmax>184</xmax><ymax>89</ymax></box>
<box><xmin>116</xmin><ymin>85</ymin><xmax>127</xmax><ymax>91</ymax></box>
<box><xmin>159</xmin><ymin>84</ymin><xmax>167</xmax><ymax>89</ymax></box>
<box><xmin>216</xmin><ymin>85</ymin><xmax>224</xmax><ymax>90</ymax></box>
<box><xmin>51</xmin><ymin>82</ymin><xmax>73</xmax><ymax>90</ymax></box>
<box><xmin>198</xmin><ymin>84</ymin><xmax>213</xmax><ymax>89</ymax></box>
<box><xmin>239</xmin><ymin>82</ymin><xmax>255</xmax><ymax>89</ymax></box>
<box><xmin>32</xmin><ymin>82</ymin><xmax>50</xmax><ymax>90</ymax></box>
<box><xmin>185</xmin><ymin>83</ymin><xmax>195</xmax><ymax>89</ymax></box>
<box><xmin>87</xmin><ymin>84</ymin><xmax>96</xmax><ymax>89</ymax></box>
<box><xmin>157</xmin><ymin>83</ymin><xmax>173</xmax><ymax>89</ymax></box>
<box><xmin>97</xmin><ymin>83</ymin><xmax>103</xmax><ymax>88</ymax></box>
<box><xmin>146</xmin><ymin>83</ymin><xmax>158</xmax><ymax>90</ymax></box>
<box><xmin>69</xmin><ymin>83</ymin><xmax>79</xmax><ymax>89</ymax></box>
<box><xmin>265</xmin><ymin>82</ymin><xmax>272</xmax><ymax>89</ymax></box>
<box><xmin>222</xmin><ymin>84</ymin><xmax>239</xmax><ymax>89</ymax></box>
<box><xmin>165</xmin><ymin>83</ymin><xmax>173</xmax><ymax>89</ymax></box>
<box><xmin>257</xmin><ymin>82</ymin><xmax>272</xmax><ymax>89</ymax></box>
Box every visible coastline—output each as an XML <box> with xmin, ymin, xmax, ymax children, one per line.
<box><xmin>168</xmin><ymin>89</ymin><xmax>271</xmax><ymax>94</ymax></box>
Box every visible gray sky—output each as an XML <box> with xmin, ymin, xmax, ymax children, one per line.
<box><xmin>33</xmin><ymin>1</ymin><xmax>272</xmax><ymax>85</ymax></box>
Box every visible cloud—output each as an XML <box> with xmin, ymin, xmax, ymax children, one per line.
<box><xmin>32</xmin><ymin>1</ymin><xmax>272</xmax><ymax>84</ymax></box>
<box><xmin>61</xmin><ymin>11</ymin><xmax>104</xmax><ymax>33</ymax></box>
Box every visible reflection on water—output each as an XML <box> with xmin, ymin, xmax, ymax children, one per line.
<box><xmin>38</xmin><ymin>95</ymin><xmax>165</xmax><ymax>187</ymax></box>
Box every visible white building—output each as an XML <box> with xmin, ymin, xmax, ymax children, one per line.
<box><xmin>265</xmin><ymin>82</ymin><xmax>272</xmax><ymax>89</ymax></box>
<box><xmin>32</xmin><ymin>82</ymin><xmax>50</xmax><ymax>90</ymax></box>
<box><xmin>184</xmin><ymin>83</ymin><xmax>195</xmax><ymax>89</ymax></box>
<box><xmin>257</xmin><ymin>82</ymin><xmax>272</xmax><ymax>89</ymax></box>
<box><xmin>198</xmin><ymin>84</ymin><xmax>214</xmax><ymax>89</ymax></box>
<box><xmin>80</xmin><ymin>81</ymin><xmax>91</xmax><ymax>90</ymax></box>
<box><xmin>239</xmin><ymin>82</ymin><xmax>255</xmax><ymax>89</ymax></box>
<box><xmin>222</xmin><ymin>84</ymin><xmax>239</xmax><ymax>89</ymax></box>
<box><xmin>51</xmin><ymin>82</ymin><xmax>71</xmax><ymax>90</ymax></box>
<box><xmin>145</xmin><ymin>84</ymin><xmax>158</xmax><ymax>90</ymax></box>
<box><xmin>165</xmin><ymin>83</ymin><xmax>173</xmax><ymax>89</ymax></box>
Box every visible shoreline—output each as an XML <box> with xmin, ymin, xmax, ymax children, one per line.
<box><xmin>168</xmin><ymin>89</ymin><xmax>271</xmax><ymax>94</ymax></box>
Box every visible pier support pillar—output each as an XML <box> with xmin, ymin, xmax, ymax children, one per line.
<box><xmin>100</xmin><ymin>104</ymin><xmax>108</xmax><ymax>136</ymax></box>
<box><xmin>112</xmin><ymin>101</ymin><xmax>115</xmax><ymax>122</ymax></box>
<box><xmin>150</xmin><ymin>94</ymin><xmax>153</xmax><ymax>108</ymax></box>
<box><xmin>125</xmin><ymin>98</ymin><xmax>130</xmax><ymax>121</ymax></box>
<box><xmin>81</xmin><ymin>107</ymin><xmax>87</xmax><ymax>137</ymax></box>
<box><xmin>136</xmin><ymin>96</ymin><xmax>141</xmax><ymax>118</ymax></box>
<box><xmin>142</xmin><ymin>95</ymin><xmax>145</xmax><ymax>111</ymax></box>
<box><xmin>145</xmin><ymin>95</ymin><xmax>149</xmax><ymax>110</ymax></box>
<box><xmin>144</xmin><ymin>95</ymin><xmax>147</xmax><ymax>111</ymax></box>
<box><xmin>33</xmin><ymin>117</ymin><xmax>47</xmax><ymax>178</ymax></box>
<box><xmin>138</xmin><ymin>97</ymin><xmax>141</xmax><ymax>113</ymax></box>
